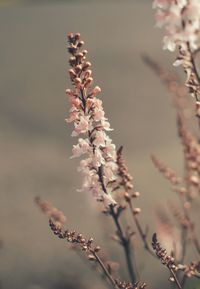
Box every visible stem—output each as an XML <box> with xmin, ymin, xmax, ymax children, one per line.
<box><xmin>179</xmin><ymin>228</ymin><xmax>187</xmax><ymax>264</ymax></box>
<box><xmin>92</xmin><ymin>250</ymin><xmax>119</xmax><ymax>289</ymax></box>
<box><xmin>128</xmin><ymin>200</ymin><xmax>155</xmax><ymax>258</ymax></box>
<box><xmin>97</xmin><ymin>166</ymin><xmax>137</xmax><ymax>283</ymax></box>
<box><xmin>74</xmin><ymin>248</ymin><xmax>114</xmax><ymax>289</ymax></box>
<box><xmin>109</xmin><ymin>205</ymin><xmax>137</xmax><ymax>283</ymax></box>
<box><xmin>170</xmin><ymin>269</ymin><xmax>183</xmax><ymax>289</ymax></box>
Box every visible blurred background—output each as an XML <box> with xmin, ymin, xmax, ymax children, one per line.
<box><xmin>0</xmin><ymin>0</ymin><xmax>191</xmax><ymax>288</ymax></box>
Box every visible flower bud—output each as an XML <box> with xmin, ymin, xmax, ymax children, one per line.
<box><xmin>94</xmin><ymin>246</ymin><xmax>101</xmax><ymax>252</ymax></box>
<box><xmin>131</xmin><ymin>191</ymin><xmax>140</xmax><ymax>198</ymax></box>
<box><xmin>82</xmin><ymin>61</ymin><xmax>91</xmax><ymax>71</ymax></box>
<box><xmin>74</xmin><ymin>33</ymin><xmax>81</xmax><ymax>41</ymax></box>
<box><xmin>84</xmin><ymin>77</ymin><xmax>93</xmax><ymax>88</ymax></box>
<box><xmin>124</xmin><ymin>192</ymin><xmax>131</xmax><ymax>202</ymax></box>
<box><xmin>133</xmin><ymin>208</ymin><xmax>141</xmax><ymax>215</ymax></box>
<box><xmin>69</xmin><ymin>69</ymin><xmax>76</xmax><ymax>80</ymax></box>
<box><xmin>88</xmin><ymin>254</ymin><xmax>96</xmax><ymax>261</ymax></box>
<box><xmin>75</xmin><ymin>78</ymin><xmax>82</xmax><ymax>88</ymax></box>
<box><xmin>92</xmin><ymin>86</ymin><xmax>101</xmax><ymax>96</ymax></box>
<box><xmin>77</xmin><ymin>40</ymin><xmax>84</xmax><ymax>48</ymax></box>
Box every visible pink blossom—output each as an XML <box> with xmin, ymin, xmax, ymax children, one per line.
<box><xmin>93</xmin><ymin>108</ymin><xmax>105</xmax><ymax>121</ymax></box>
<box><xmin>92</xmin><ymin>149</ymin><xmax>105</xmax><ymax>167</ymax></box>
<box><xmin>93</xmin><ymin>130</ymin><xmax>107</xmax><ymax>147</ymax></box>
<box><xmin>71</xmin><ymin>116</ymin><xmax>90</xmax><ymax>136</ymax></box>
<box><xmin>65</xmin><ymin>108</ymin><xmax>79</xmax><ymax>123</ymax></box>
<box><xmin>153</xmin><ymin>0</ymin><xmax>200</xmax><ymax>52</ymax></box>
<box><xmin>101</xmin><ymin>119</ymin><xmax>113</xmax><ymax>131</ymax></box>
<box><xmin>92</xmin><ymin>86</ymin><xmax>101</xmax><ymax>96</ymax></box>
<box><xmin>71</xmin><ymin>138</ymin><xmax>90</xmax><ymax>158</ymax></box>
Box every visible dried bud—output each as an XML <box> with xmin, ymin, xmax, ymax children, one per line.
<box><xmin>84</xmin><ymin>70</ymin><xmax>92</xmax><ymax>79</ymax></box>
<box><xmin>77</xmin><ymin>40</ymin><xmax>84</xmax><ymax>48</ymax></box>
<box><xmin>189</xmin><ymin>175</ymin><xmax>199</xmax><ymax>186</ymax></box>
<box><xmin>88</xmin><ymin>254</ymin><xmax>96</xmax><ymax>261</ymax></box>
<box><xmin>133</xmin><ymin>208</ymin><xmax>141</xmax><ymax>215</ymax></box>
<box><xmin>65</xmin><ymin>89</ymin><xmax>72</xmax><ymax>96</ymax></box>
<box><xmin>169</xmin><ymin>277</ymin><xmax>175</xmax><ymax>282</ymax></box>
<box><xmin>75</xmin><ymin>65</ymin><xmax>82</xmax><ymax>73</ymax></box>
<box><xmin>92</xmin><ymin>86</ymin><xmax>101</xmax><ymax>96</ymax></box>
<box><xmin>67</xmin><ymin>32</ymin><xmax>74</xmax><ymax>41</ymax></box>
<box><xmin>82</xmin><ymin>61</ymin><xmax>92</xmax><ymax>71</ymax></box>
<box><xmin>74</xmin><ymin>33</ymin><xmax>81</xmax><ymax>41</ymax></box>
<box><xmin>84</xmin><ymin>77</ymin><xmax>93</xmax><ymax>88</ymax></box>
<box><xmin>82</xmin><ymin>50</ymin><xmax>88</xmax><ymax>55</ymax></box>
<box><xmin>94</xmin><ymin>246</ymin><xmax>101</xmax><ymax>252</ymax></box>
<box><xmin>196</xmin><ymin>101</ymin><xmax>200</xmax><ymax>116</ymax></box>
<box><xmin>124</xmin><ymin>192</ymin><xmax>131</xmax><ymax>202</ymax></box>
<box><xmin>69</xmin><ymin>69</ymin><xmax>76</xmax><ymax>80</ymax></box>
<box><xmin>69</xmin><ymin>56</ymin><xmax>76</xmax><ymax>66</ymax></box>
<box><xmin>131</xmin><ymin>191</ymin><xmax>140</xmax><ymax>198</ymax></box>
<box><xmin>74</xmin><ymin>78</ymin><xmax>82</xmax><ymax>88</ymax></box>
<box><xmin>76</xmin><ymin>52</ymin><xmax>84</xmax><ymax>59</ymax></box>
<box><xmin>88</xmin><ymin>238</ymin><xmax>94</xmax><ymax>244</ymax></box>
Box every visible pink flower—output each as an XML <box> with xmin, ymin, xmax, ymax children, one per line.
<box><xmin>101</xmin><ymin>119</ymin><xmax>113</xmax><ymax>131</ymax></box>
<box><xmin>65</xmin><ymin>108</ymin><xmax>79</xmax><ymax>123</ymax></box>
<box><xmin>71</xmin><ymin>138</ymin><xmax>90</xmax><ymax>158</ymax></box>
<box><xmin>93</xmin><ymin>130</ymin><xmax>107</xmax><ymax>147</ymax></box>
<box><xmin>71</xmin><ymin>116</ymin><xmax>90</xmax><ymax>136</ymax></box>
<box><xmin>93</xmin><ymin>108</ymin><xmax>105</xmax><ymax>121</ymax></box>
<box><xmin>93</xmin><ymin>148</ymin><xmax>105</xmax><ymax>167</ymax></box>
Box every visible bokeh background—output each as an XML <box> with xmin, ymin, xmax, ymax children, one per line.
<box><xmin>0</xmin><ymin>0</ymin><xmax>191</xmax><ymax>288</ymax></box>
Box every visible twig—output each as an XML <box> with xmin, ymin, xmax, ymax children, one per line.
<box><xmin>127</xmin><ymin>199</ymin><xmax>155</xmax><ymax>258</ymax></box>
<box><xmin>92</xmin><ymin>250</ymin><xmax>119</xmax><ymax>289</ymax></box>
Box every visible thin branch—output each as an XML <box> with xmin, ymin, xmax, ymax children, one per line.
<box><xmin>92</xmin><ymin>250</ymin><xmax>119</xmax><ymax>289</ymax></box>
<box><xmin>127</xmin><ymin>199</ymin><xmax>155</xmax><ymax>258</ymax></box>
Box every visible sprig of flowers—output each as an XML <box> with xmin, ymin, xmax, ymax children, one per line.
<box><xmin>153</xmin><ymin>0</ymin><xmax>200</xmax><ymax>52</ymax></box>
<box><xmin>65</xmin><ymin>32</ymin><xmax>117</xmax><ymax>206</ymax></box>
<box><xmin>153</xmin><ymin>0</ymin><xmax>200</xmax><ymax>116</ymax></box>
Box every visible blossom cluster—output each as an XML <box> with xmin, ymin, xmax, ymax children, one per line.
<box><xmin>153</xmin><ymin>0</ymin><xmax>200</xmax><ymax>114</ymax></box>
<box><xmin>153</xmin><ymin>0</ymin><xmax>200</xmax><ymax>52</ymax></box>
<box><xmin>65</xmin><ymin>33</ymin><xmax>117</xmax><ymax>206</ymax></box>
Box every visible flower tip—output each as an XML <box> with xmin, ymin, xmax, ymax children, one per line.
<box><xmin>93</xmin><ymin>86</ymin><xmax>101</xmax><ymax>96</ymax></box>
<box><xmin>65</xmin><ymin>88</ymin><xmax>71</xmax><ymax>95</ymax></box>
<box><xmin>173</xmin><ymin>59</ymin><xmax>183</xmax><ymax>67</ymax></box>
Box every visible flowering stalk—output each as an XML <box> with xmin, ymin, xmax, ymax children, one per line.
<box><xmin>153</xmin><ymin>0</ymin><xmax>200</xmax><ymax>118</ymax></box>
<box><xmin>65</xmin><ymin>33</ymin><xmax>137</xmax><ymax>283</ymax></box>
<box><xmin>65</xmin><ymin>32</ymin><xmax>117</xmax><ymax>206</ymax></box>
